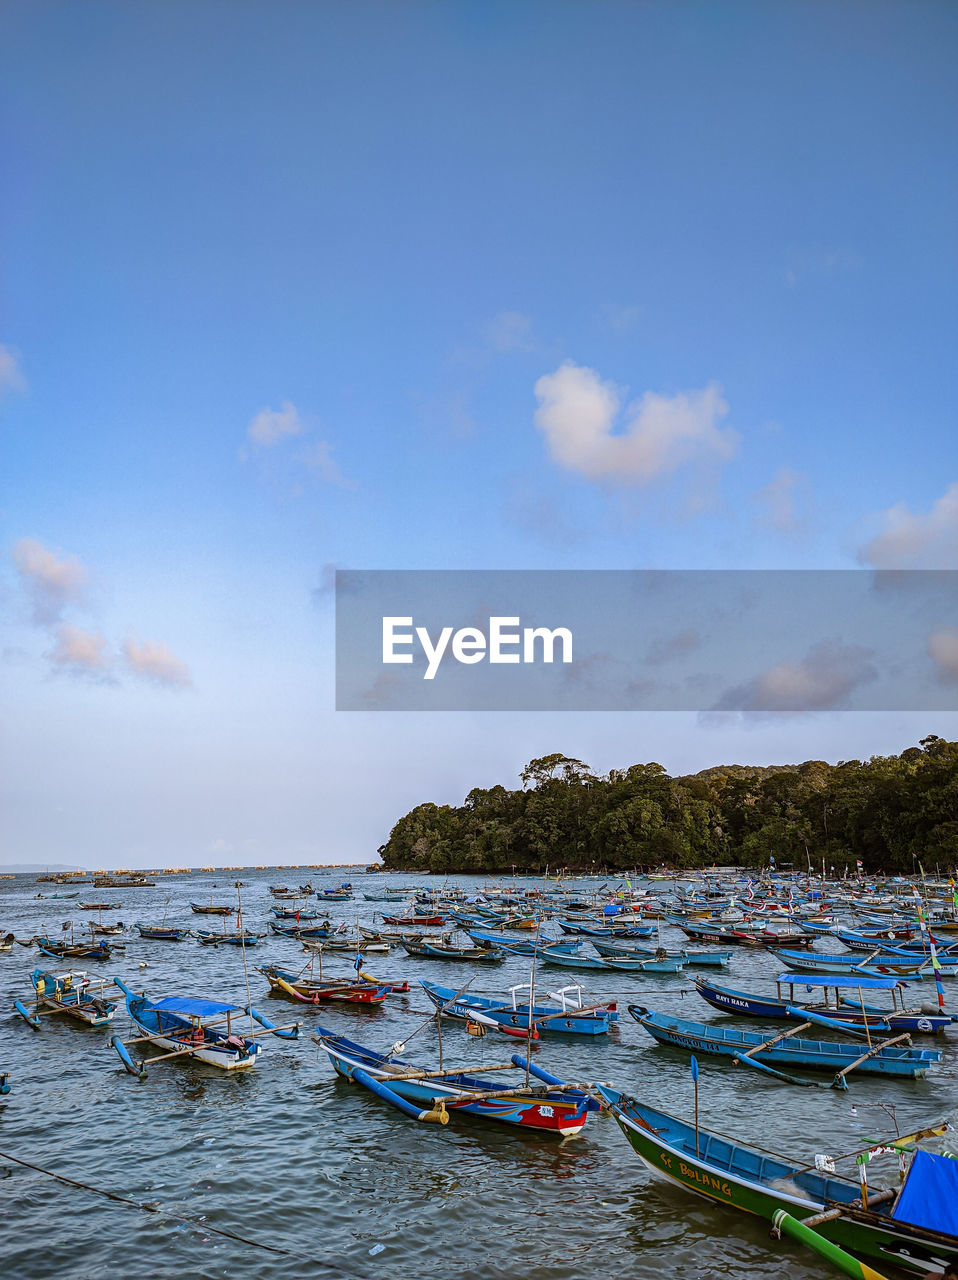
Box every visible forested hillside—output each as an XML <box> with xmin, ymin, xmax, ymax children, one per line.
<box><xmin>379</xmin><ymin>736</ymin><xmax>958</xmax><ymax>875</ymax></box>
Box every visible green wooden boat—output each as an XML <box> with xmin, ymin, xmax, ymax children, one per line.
<box><xmin>598</xmin><ymin>1087</ymin><xmax>958</xmax><ymax>1276</ymax></box>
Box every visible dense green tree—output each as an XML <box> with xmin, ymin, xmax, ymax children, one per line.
<box><xmin>378</xmin><ymin>738</ymin><xmax>958</xmax><ymax>875</ymax></box>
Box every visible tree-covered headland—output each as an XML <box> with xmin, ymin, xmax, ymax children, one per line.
<box><xmin>378</xmin><ymin>736</ymin><xmax>958</xmax><ymax>875</ymax></box>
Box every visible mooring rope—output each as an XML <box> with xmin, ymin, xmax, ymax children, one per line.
<box><xmin>0</xmin><ymin>1148</ymin><xmax>346</xmax><ymax>1271</ymax></box>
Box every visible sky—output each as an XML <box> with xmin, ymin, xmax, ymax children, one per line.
<box><xmin>1</xmin><ymin>1</ymin><xmax>957</xmax><ymax>867</ymax></box>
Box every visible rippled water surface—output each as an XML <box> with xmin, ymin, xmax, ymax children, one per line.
<box><xmin>1</xmin><ymin>870</ymin><xmax>955</xmax><ymax>1280</ymax></box>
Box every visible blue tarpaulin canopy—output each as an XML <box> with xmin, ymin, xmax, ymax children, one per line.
<box><xmin>892</xmin><ymin>1149</ymin><xmax>958</xmax><ymax>1235</ymax></box>
<box><xmin>151</xmin><ymin>996</ymin><xmax>242</xmax><ymax>1017</ymax></box>
<box><xmin>775</xmin><ymin>974</ymin><xmax>902</xmax><ymax>989</ymax></box>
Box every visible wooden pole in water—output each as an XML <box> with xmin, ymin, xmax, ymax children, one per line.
<box><xmin>691</xmin><ymin>1054</ymin><xmax>700</xmax><ymax>1157</ymax></box>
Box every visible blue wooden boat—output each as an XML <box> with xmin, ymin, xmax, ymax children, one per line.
<box><xmin>400</xmin><ymin>938</ymin><xmax>504</xmax><ymax>962</ymax></box>
<box><xmin>36</xmin><ymin>935</ymin><xmax>112</xmax><ymax>961</ymax></box>
<box><xmin>693</xmin><ymin>974</ymin><xmax>955</xmax><ymax>1035</ymax></box>
<box><xmin>314</xmin><ymin>1028</ymin><xmax>601</xmax><ymax>1134</ymax></box>
<box><xmin>14</xmin><ymin>969</ymin><xmax>118</xmax><ymax>1028</ymax></box>
<box><xmin>769</xmin><ymin>948</ymin><xmax>939</xmax><ymax>978</ymax></box>
<box><xmin>557</xmin><ymin>920</ymin><xmax>655</xmax><ymax>938</ymax></box>
<box><xmin>592</xmin><ymin>939</ymin><xmax>730</xmax><ymax>967</ymax></box>
<box><xmin>135</xmin><ymin>923</ymin><xmax>189</xmax><ymax>941</ymax></box>
<box><xmin>269</xmin><ymin>905</ymin><xmax>326</xmax><ymax>920</ymax></box>
<box><xmin>110</xmin><ymin>979</ymin><xmax>297</xmax><ymax>1077</ymax></box>
<box><xmin>465</xmin><ymin>928</ymin><xmax>580</xmax><ymax>957</ymax></box>
<box><xmin>538</xmin><ymin>945</ymin><xmax>685</xmax><ymax>973</ymax></box>
<box><xmin>598</xmin><ymin>1089</ymin><xmax>958</xmax><ymax>1277</ymax></box>
<box><xmin>196</xmin><ymin>929</ymin><xmax>263</xmax><ymax>946</ymax></box>
<box><xmin>268</xmin><ymin>920</ymin><xmax>332</xmax><ymax>938</ymax></box>
<box><xmin>420</xmin><ymin>979</ymin><xmax>617</xmax><ymax>1036</ymax></box>
<box><xmin>0</xmin><ymin>1073</ymin><xmax>8</xmax><ymax>1095</ymax></box>
<box><xmin>627</xmin><ymin>1005</ymin><xmax>941</xmax><ymax>1085</ymax></box>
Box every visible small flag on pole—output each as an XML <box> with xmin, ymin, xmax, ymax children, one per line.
<box><xmin>690</xmin><ymin>1055</ymin><xmax>699</xmax><ymax>1082</ymax></box>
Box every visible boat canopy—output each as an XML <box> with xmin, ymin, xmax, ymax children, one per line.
<box><xmin>151</xmin><ymin>996</ymin><xmax>242</xmax><ymax>1017</ymax></box>
<box><xmin>774</xmin><ymin>974</ymin><xmax>902</xmax><ymax>989</ymax></box>
<box><xmin>892</xmin><ymin>1149</ymin><xmax>958</xmax><ymax>1235</ymax></box>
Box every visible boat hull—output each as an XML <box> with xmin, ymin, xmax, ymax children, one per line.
<box><xmin>602</xmin><ymin>1092</ymin><xmax>957</xmax><ymax>1277</ymax></box>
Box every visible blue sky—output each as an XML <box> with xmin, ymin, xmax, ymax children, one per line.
<box><xmin>2</xmin><ymin>1</ymin><xmax>957</xmax><ymax>867</ymax></box>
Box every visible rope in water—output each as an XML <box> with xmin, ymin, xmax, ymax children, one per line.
<box><xmin>0</xmin><ymin>1148</ymin><xmax>345</xmax><ymax>1271</ymax></box>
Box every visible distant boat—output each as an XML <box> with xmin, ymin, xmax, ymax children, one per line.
<box><xmin>189</xmin><ymin>899</ymin><xmax>232</xmax><ymax>915</ymax></box>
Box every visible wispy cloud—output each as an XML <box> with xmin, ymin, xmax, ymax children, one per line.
<box><xmin>48</xmin><ymin>623</ymin><xmax>111</xmax><ymax>679</ymax></box>
<box><xmin>714</xmin><ymin>639</ymin><xmax>877</xmax><ymax>712</ymax></box>
<box><xmin>13</xmin><ymin>537</ymin><xmax>88</xmax><ymax>625</ymax></box>
<box><xmin>858</xmin><ymin>482</ymin><xmax>958</xmax><ymax>568</ymax></box>
<box><xmin>303</xmin><ymin>440</ymin><xmax>352</xmax><ymax>489</ymax></box>
<box><xmin>597</xmin><ymin>303</ymin><xmax>641</xmax><ymax>334</ymax></box>
<box><xmin>484</xmin><ymin>310</ymin><xmax>534</xmax><ymax>353</ymax></box>
<box><xmin>0</xmin><ymin>344</ymin><xmax>26</xmax><ymax>397</ymax></box>
<box><xmin>645</xmin><ymin>628</ymin><xmax>702</xmax><ymax>666</ymax></box>
<box><xmin>123</xmin><ymin>637</ymin><xmax>193</xmax><ymax>688</ymax></box>
<box><xmin>928</xmin><ymin>628</ymin><xmax>958</xmax><ymax>684</ymax></box>
<box><xmin>752</xmin><ymin>467</ymin><xmax>813</xmax><ymax>535</ymax></box>
<box><xmin>247</xmin><ymin>400</ymin><xmax>305</xmax><ymax>446</ymax></box>
<box><xmin>533</xmin><ymin>361</ymin><xmax>738</xmax><ymax>486</ymax></box>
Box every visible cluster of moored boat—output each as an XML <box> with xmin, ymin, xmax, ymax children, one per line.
<box><xmin>3</xmin><ymin>867</ymin><xmax>958</xmax><ymax>1276</ymax></box>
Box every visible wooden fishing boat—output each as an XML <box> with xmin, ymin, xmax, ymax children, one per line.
<box><xmin>362</xmin><ymin>892</ymin><xmax>409</xmax><ymax>902</ymax></box>
<box><xmin>420</xmin><ymin>979</ymin><xmax>617</xmax><ymax>1036</ymax></box>
<box><xmin>196</xmin><ymin>928</ymin><xmax>263</xmax><ymax>946</ymax></box>
<box><xmin>36</xmin><ymin>935</ymin><xmax>112</xmax><ymax>961</ymax></box>
<box><xmin>189</xmin><ymin>900</ymin><xmax>233</xmax><ymax>915</ymax></box>
<box><xmin>110</xmin><ymin>979</ymin><xmax>298</xmax><ymax>1076</ymax></box>
<box><xmin>769</xmin><ymin>949</ymin><xmax>943</xmax><ymax>978</ymax></box>
<box><xmin>269</xmin><ymin>905</ymin><xmax>326</xmax><ymax>920</ymax></box>
<box><xmin>0</xmin><ymin>932</ymin><xmax>16</xmax><ymax>952</ymax></box>
<box><xmin>627</xmin><ymin>1005</ymin><xmax>941</xmax><ymax>1084</ymax></box>
<box><xmin>465</xmin><ymin>928</ymin><xmax>581</xmax><ymax>957</ymax></box>
<box><xmin>557</xmin><ymin>920</ymin><xmax>655</xmax><ymax>938</ymax></box>
<box><xmin>313</xmin><ymin>1029</ymin><xmax>603</xmax><ymax>1134</ymax></box>
<box><xmin>268</xmin><ymin>920</ymin><xmax>332</xmax><ymax>938</ymax></box>
<box><xmin>598</xmin><ymin>1089</ymin><xmax>958</xmax><ymax>1277</ymax></box>
<box><xmin>0</xmin><ymin>1073</ymin><xmax>9</xmax><ymax>1095</ymax></box>
<box><xmin>14</xmin><ymin>969</ymin><xmax>119</xmax><ymax>1028</ymax></box>
<box><xmin>302</xmin><ymin>936</ymin><xmax>390</xmax><ymax>954</ymax></box>
<box><xmin>693</xmin><ymin>974</ymin><xmax>955</xmax><ymax>1035</ymax></box>
<box><xmin>381</xmin><ymin>913</ymin><xmax>445</xmax><ymax>926</ymax></box>
<box><xmin>591</xmin><ymin>939</ymin><xmax>732</xmax><ymax>967</ymax></box>
<box><xmin>259</xmin><ymin>963</ymin><xmax>389</xmax><ymax>1004</ymax></box>
<box><xmin>539</xmin><ymin>945</ymin><xmax>684</xmax><ymax>973</ymax></box>
<box><xmin>400</xmin><ymin>938</ymin><xmax>504</xmax><ymax>962</ymax></box>
<box><xmin>135</xmin><ymin>923</ymin><xmax>189</xmax><ymax>941</ymax></box>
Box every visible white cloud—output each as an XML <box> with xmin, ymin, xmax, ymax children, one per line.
<box><xmin>858</xmin><ymin>482</ymin><xmax>958</xmax><ymax>568</ymax></box>
<box><xmin>247</xmin><ymin>400</ymin><xmax>304</xmax><ymax>446</ymax></box>
<box><xmin>533</xmin><ymin>361</ymin><xmax>738</xmax><ymax>485</ymax></box>
<box><xmin>303</xmin><ymin>440</ymin><xmax>352</xmax><ymax>488</ymax></box>
<box><xmin>715</xmin><ymin>639</ymin><xmax>877</xmax><ymax>712</ymax></box>
<box><xmin>12</xmin><ymin>537</ymin><xmax>88</xmax><ymax>624</ymax></box>
<box><xmin>49</xmin><ymin>624</ymin><xmax>110</xmax><ymax>676</ymax></box>
<box><xmin>123</xmin><ymin>637</ymin><xmax>192</xmax><ymax>688</ymax></box>
<box><xmin>928</xmin><ymin>628</ymin><xmax>958</xmax><ymax>684</ymax></box>
<box><xmin>0</xmin><ymin>344</ymin><xmax>26</xmax><ymax>396</ymax></box>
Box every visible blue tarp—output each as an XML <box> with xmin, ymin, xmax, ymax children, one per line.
<box><xmin>151</xmin><ymin>996</ymin><xmax>241</xmax><ymax>1017</ymax></box>
<box><xmin>775</xmin><ymin>973</ymin><xmax>901</xmax><ymax>989</ymax></box>
<box><xmin>892</xmin><ymin>1150</ymin><xmax>958</xmax><ymax>1235</ymax></box>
